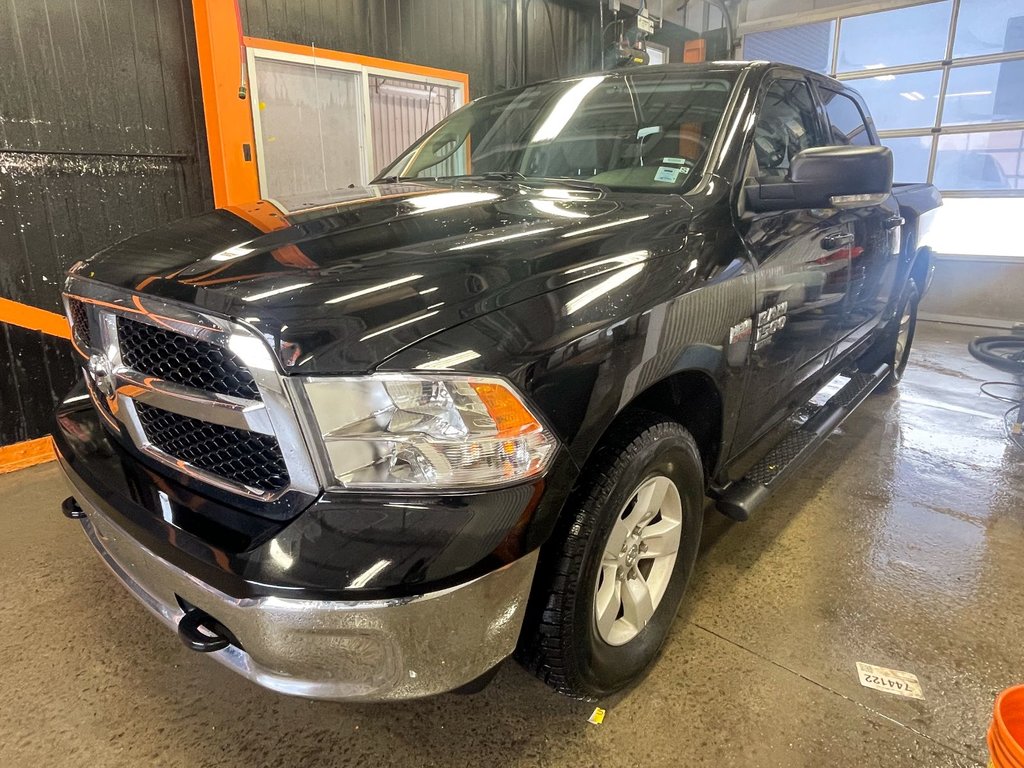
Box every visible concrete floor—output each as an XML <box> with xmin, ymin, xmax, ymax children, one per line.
<box><xmin>2</xmin><ymin>320</ymin><xmax>1022</xmax><ymax>767</ymax></box>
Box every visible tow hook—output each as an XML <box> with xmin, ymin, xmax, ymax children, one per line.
<box><xmin>177</xmin><ymin>608</ymin><xmax>239</xmax><ymax>653</ymax></box>
<box><xmin>61</xmin><ymin>496</ymin><xmax>86</xmax><ymax>520</ymax></box>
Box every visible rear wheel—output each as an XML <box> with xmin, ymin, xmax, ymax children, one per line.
<box><xmin>517</xmin><ymin>411</ymin><xmax>704</xmax><ymax>699</ymax></box>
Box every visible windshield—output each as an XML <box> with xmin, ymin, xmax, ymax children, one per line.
<box><xmin>376</xmin><ymin>70</ymin><xmax>736</xmax><ymax>194</ymax></box>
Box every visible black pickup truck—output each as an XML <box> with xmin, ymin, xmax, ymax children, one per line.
<box><xmin>56</xmin><ymin>62</ymin><xmax>941</xmax><ymax>701</ymax></box>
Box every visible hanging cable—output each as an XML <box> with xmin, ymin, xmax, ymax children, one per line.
<box><xmin>704</xmin><ymin>0</ymin><xmax>735</xmax><ymax>57</ymax></box>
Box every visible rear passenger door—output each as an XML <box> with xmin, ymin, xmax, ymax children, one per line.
<box><xmin>815</xmin><ymin>84</ymin><xmax>902</xmax><ymax>353</ymax></box>
<box><xmin>731</xmin><ymin>75</ymin><xmax>853</xmax><ymax>449</ymax></box>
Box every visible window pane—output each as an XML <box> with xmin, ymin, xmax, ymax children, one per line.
<box><xmin>942</xmin><ymin>61</ymin><xmax>1024</xmax><ymax>126</ymax></box>
<box><xmin>820</xmin><ymin>89</ymin><xmax>872</xmax><ymax>146</ymax></box>
<box><xmin>753</xmin><ymin>80</ymin><xmax>825</xmax><ymax>178</ymax></box>
<box><xmin>928</xmin><ymin>197</ymin><xmax>1024</xmax><ymax>257</ymax></box>
<box><xmin>382</xmin><ymin>72</ymin><xmax>738</xmax><ymax>193</ymax></box>
<box><xmin>883</xmin><ymin>136</ymin><xmax>933</xmax><ymax>182</ymax></box>
<box><xmin>953</xmin><ymin>0</ymin><xmax>1024</xmax><ymax>57</ymax></box>
<box><xmin>846</xmin><ymin>70</ymin><xmax>942</xmax><ymax>131</ymax></box>
<box><xmin>837</xmin><ymin>1</ymin><xmax>952</xmax><ymax>73</ymax></box>
<box><xmin>369</xmin><ymin>76</ymin><xmax>461</xmax><ymax>175</ymax></box>
<box><xmin>742</xmin><ymin>21</ymin><xmax>835</xmax><ymax>74</ymax></box>
<box><xmin>253</xmin><ymin>58</ymin><xmax>365</xmax><ymax>197</ymax></box>
<box><xmin>933</xmin><ymin>129</ymin><xmax>1024</xmax><ymax>190</ymax></box>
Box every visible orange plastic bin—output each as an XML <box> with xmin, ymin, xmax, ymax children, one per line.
<box><xmin>989</xmin><ymin>685</ymin><xmax>1024</xmax><ymax>768</ymax></box>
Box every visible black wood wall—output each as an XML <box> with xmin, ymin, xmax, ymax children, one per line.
<box><xmin>0</xmin><ymin>0</ymin><xmax>611</xmax><ymax>447</ymax></box>
<box><xmin>0</xmin><ymin>0</ymin><xmax>212</xmax><ymax>445</ymax></box>
<box><xmin>239</xmin><ymin>0</ymin><xmax>605</xmax><ymax>96</ymax></box>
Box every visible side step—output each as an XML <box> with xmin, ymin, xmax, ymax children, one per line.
<box><xmin>714</xmin><ymin>363</ymin><xmax>890</xmax><ymax>522</ymax></box>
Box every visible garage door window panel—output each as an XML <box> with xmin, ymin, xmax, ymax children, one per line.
<box><xmin>836</xmin><ymin>1</ymin><xmax>953</xmax><ymax>73</ymax></box>
<box><xmin>934</xmin><ymin>129</ymin><xmax>1024</xmax><ymax>190</ymax></box>
<box><xmin>953</xmin><ymin>0</ymin><xmax>1024</xmax><ymax>58</ymax></box>
<box><xmin>883</xmin><ymin>136</ymin><xmax>934</xmax><ymax>183</ymax></box>
<box><xmin>844</xmin><ymin>71</ymin><xmax>942</xmax><ymax>132</ymax></box>
<box><xmin>942</xmin><ymin>61</ymin><xmax>1024</xmax><ymax>126</ymax></box>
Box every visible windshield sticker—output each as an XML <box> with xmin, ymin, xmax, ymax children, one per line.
<box><xmin>654</xmin><ymin>166</ymin><xmax>681</xmax><ymax>183</ymax></box>
<box><xmin>662</xmin><ymin>157</ymin><xmax>688</xmax><ymax>165</ymax></box>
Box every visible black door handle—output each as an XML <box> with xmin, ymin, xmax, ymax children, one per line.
<box><xmin>822</xmin><ymin>232</ymin><xmax>855</xmax><ymax>250</ymax></box>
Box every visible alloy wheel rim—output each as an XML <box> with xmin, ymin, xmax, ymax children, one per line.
<box><xmin>594</xmin><ymin>475</ymin><xmax>683</xmax><ymax>646</ymax></box>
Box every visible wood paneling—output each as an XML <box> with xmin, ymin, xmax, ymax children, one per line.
<box><xmin>0</xmin><ymin>0</ymin><xmax>211</xmax><ymax>444</ymax></box>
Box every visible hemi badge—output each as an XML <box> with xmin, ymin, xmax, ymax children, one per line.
<box><xmin>729</xmin><ymin>318</ymin><xmax>752</xmax><ymax>344</ymax></box>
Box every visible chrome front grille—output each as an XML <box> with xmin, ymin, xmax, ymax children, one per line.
<box><xmin>62</xmin><ymin>278</ymin><xmax>318</xmax><ymax>500</ymax></box>
<box><xmin>134</xmin><ymin>403</ymin><xmax>290</xmax><ymax>493</ymax></box>
<box><xmin>117</xmin><ymin>316</ymin><xmax>262</xmax><ymax>401</ymax></box>
<box><xmin>67</xmin><ymin>298</ymin><xmax>91</xmax><ymax>348</ymax></box>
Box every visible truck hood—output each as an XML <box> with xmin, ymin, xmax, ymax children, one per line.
<box><xmin>73</xmin><ymin>181</ymin><xmax>693</xmax><ymax>373</ymax></box>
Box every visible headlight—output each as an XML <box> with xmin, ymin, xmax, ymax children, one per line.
<box><xmin>300</xmin><ymin>374</ymin><xmax>557</xmax><ymax>490</ymax></box>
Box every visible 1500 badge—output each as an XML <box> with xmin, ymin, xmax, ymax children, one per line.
<box><xmin>754</xmin><ymin>300</ymin><xmax>788</xmax><ymax>351</ymax></box>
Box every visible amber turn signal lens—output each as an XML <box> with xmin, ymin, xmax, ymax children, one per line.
<box><xmin>470</xmin><ymin>381</ymin><xmax>543</xmax><ymax>438</ymax></box>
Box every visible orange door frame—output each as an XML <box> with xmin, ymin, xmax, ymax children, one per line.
<box><xmin>0</xmin><ymin>7</ymin><xmax>473</xmax><ymax>469</ymax></box>
<box><xmin>192</xmin><ymin>0</ymin><xmax>469</xmax><ymax>208</ymax></box>
<box><xmin>0</xmin><ymin>299</ymin><xmax>68</xmax><ymax>470</ymax></box>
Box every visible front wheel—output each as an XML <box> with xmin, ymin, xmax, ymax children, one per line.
<box><xmin>517</xmin><ymin>411</ymin><xmax>704</xmax><ymax>699</ymax></box>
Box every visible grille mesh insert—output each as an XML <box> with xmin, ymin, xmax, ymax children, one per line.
<box><xmin>68</xmin><ymin>299</ymin><xmax>91</xmax><ymax>348</ymax></box>
<box><xmin>117</xmin><ymin>316</ymin><xmax>261</xmax><ymax>400</ymax></box>
<box><xmin>135</xmin><ymin>403</ymin><xmax>289</xmax><ymax>493</ymax></box>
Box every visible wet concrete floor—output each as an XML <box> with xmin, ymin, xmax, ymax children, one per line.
<box><xmin>1</xmin><ymin>320</ymin><xmax>1021</xmax><ymax>767</ymax></box>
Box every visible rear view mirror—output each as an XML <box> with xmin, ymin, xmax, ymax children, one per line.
<box><xmin>746</xmin><ymin>145</ymin><xmax>893</xmax><ymax>213</ymax></box>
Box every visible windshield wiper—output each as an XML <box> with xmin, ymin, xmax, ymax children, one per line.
<box><xmin>480</xmin><ymin>171</ymin><xmax>527</xmax><ymax>182</ymax></box>
<box><xmin>374</xmin><ymin>175</ymin><xmax>421</xmax><ymax>184</ymax></box>
<box><xmin>467</xmin><ymin>173</ymin><xmax>610</xmax><ymax>193</ymax></box>
<box><xmin>533</xmin><ymin>177</ymin><xmax>611</xmax><ymax>194</ymax></box>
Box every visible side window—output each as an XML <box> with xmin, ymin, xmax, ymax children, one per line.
<box><xmin>820</xmin><ymin>89</ymin><xmax>873</xmax><ymax>146</ymax></box>
<box><xmin>752</xmin><ymin>79</ymin><xmax>825</xmax><ymax>179</ymax></box>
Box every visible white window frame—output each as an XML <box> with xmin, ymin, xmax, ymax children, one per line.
<box><xmin>246</xmin><ymin>46</ymin><xmax>467</xmax><ymax>199</ymax></box>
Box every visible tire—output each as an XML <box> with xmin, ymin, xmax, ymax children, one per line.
<box><xmin>861</xmin><ymin>279</ymin><xmax>920</xmax><ymax>392</ymax></box>
<box><xmin>516</xmin><ymin>411</ymin><xmax>704</xmax><ymax>699</ymax></box>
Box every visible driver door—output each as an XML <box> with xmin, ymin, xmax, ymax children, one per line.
<box><xmin>731</xmin><ymin>75</ymin><xmax>854</xmax><ymax>449</ymax></box>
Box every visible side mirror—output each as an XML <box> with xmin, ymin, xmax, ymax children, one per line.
<box><xmin>746</xmin><ymin>145</ymin><xmax>893</xmax><ymax>213</ymax></box>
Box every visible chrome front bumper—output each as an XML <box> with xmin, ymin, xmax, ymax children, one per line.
<box><xmin>70</xmin><ymin>490</ymin><xmax>538</xmax><ymax>701</ymax></box>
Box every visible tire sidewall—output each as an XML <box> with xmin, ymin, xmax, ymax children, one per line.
<box><xmin>570</xmin><ymin>430</ymin><xmax>703</xmax><ymax>696</ymax></box>
<box><xmin>892</xmin><ymin>280</ymin><xmax>920</xmax><ymax>383</ymax></box>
